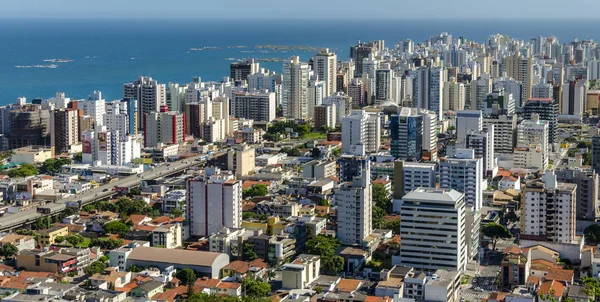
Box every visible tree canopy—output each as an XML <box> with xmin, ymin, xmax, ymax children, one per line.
<box><xmin>84</xmin><ymin>260</ymin><xmax>106</xmax><ymax>275</ymax></box>
<box><xmin>482</xmin><ymin>222</ymin><xmax>512</xmax><ymax>251</ymax></box>
<box><xmin>242</xmin><ymin>185</ymin><xmax>269</xmax><ymax>199</ymax></box>
<box><xmin>281</xmin><ymin>147</ymin><xmax>301</xmax><ymax>157</ymax></box>
<box><xmin>90</xmin><ymin>238</ymin><xmax>123</xmax><ymax>250</ymax></box>
<box><xmin>0</xmin><ymin>243</ymin><xmax>18</xmax><ymax>258</ymax></box>
<box><xmin>7</xmin><ymin>164</ymin><xmax>39</xmax><ymax>178</ymax></box>
<box><xmin>42</xmin><ymin>158</ymin><xmax>71</xmax><ymax>174</ymax></box>
<box><xmin>373</xmin><ymin>183</ymin><xmax>392</xmax><ymax>213</ymax></box>
<box><xmin>584</xmin><ymin>224</ymin><xmax>600</xmax><ymax>244</ymax></box>
<box><xmin>104</xmin><ymin>221</ymin><xmax>130</xmax><ymax>236</ymax></box>
<box><xmin>242</xmin><ymin>277</ymin><xmax>271</xmax><ymax>298</ymax></box>
<box><xmin>242</xmin><ymin>243</ymin><xmax>258</xmax><ymax>261</ymax></box>
<box><xmin>372</xmin><ymin>206</ymin><xmax>387</xmax><ymax>229</ymax></box>
<box><xmin>306</xmin><ymin>235</ymin><xmax>344</xmax><ymax>274</ymax></box>
<box><xmin>266</xmin><ymin>120</ymin><xmax>310</xmax><ymax>139</ymax></box>
<box><xmin>176</xmin><ymin>268</ymin><xmax>197</xmax><ymax>286</ymax></box>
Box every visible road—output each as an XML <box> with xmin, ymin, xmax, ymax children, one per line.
<box><xmin>0</xmin><ymin>154</ymin><xmax>210</xmax><ymax>232</ymax></box>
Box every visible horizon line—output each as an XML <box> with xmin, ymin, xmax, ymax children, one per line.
<box><xmin>1</xmin><ymin>16</ymin><xmax>600</xmax><ymax>21</ymax></box>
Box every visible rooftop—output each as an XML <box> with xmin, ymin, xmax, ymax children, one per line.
<box><xmin>127</xmin><ymin>247</ymin><xmax>228</xmax><ymax>267</ymax></box>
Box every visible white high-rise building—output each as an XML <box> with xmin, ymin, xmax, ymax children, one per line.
<box><xmin>341</xmin><ymin>110</ymin><xmax>381</xmax><ymax>154</ymax></box>
<box><xmin>443</xmin><ymin>77</ymin><xmax>466</xmax><ymax>111</ymax></box>
<box><xmin>440</xmin><ymin>149</ymin><xmax>483</xmax><ymax>211</ymax></box>
<box><xmin>393</xmin><ymin>161</ymin><xmax>437</xmax><ymax>199</ymax></box>
<box><xmin>399</xmin><ymin>188</ymin><xmax>467</xmax><ymax>271</ymax></box>
<box><xmin>123</xmin><ymin>76</ymin><xmax>166</xmax><ymax>129</ymax></box>
<box><xmin>589</xmin><ymin>59</ymin><xmax>600</xmax><ymax>80</ymax></box>
<box><xmin>493</xmin><ymin>76</ymin><xmax>523</xmax><ymax>108</ymax></box>
<box><xmin>144</xmin><ymin>108</ymin><xmax>185</xmax><ymax>148</ymax></box>
<box><xmin>232</xmin><ymin>91</ymin><xmax>276</xmax><ymax>122</ymax></box>
<box><xmin>187</xmin><ymin>168</ymin><xmax>242</xmax><ymax>237</ymax></box>
<box><xmin>469</xmin><ymin>74</ymin><xmax>492</xmax><ymax>110</ymax></box>
<box><xmin>422</xmin><ymin>110</ymin><xmax>439</xmax><ymax>162</ymax></box>
<box><xmin>483</xmin><ymin>114</ymin><xmax>517</xmax><ymax>156</ymax></box>
<box><xmin>466</xmin><ymin>125</ymin><xmax>497</xmax><ymax>176</ymax></box>
<box><xmin>336</xmin><ymin>160</ymin><xmax>372</xmax><ymax>245</ymax></box>
<box><xmin>456</xmin><ymin>110</ymin><xmax>483</xmax><ymax>145</ymax></box>
<box><xmin>312</xmin><ymin>49</ymin><xmax>337</xmax><ymax>97</ymax></box>
<box><xmin>521</xmin><ymin>171</ymin><xmax>576</xmax><ymax>244</ymax></box>
<box><xmin>167</xmin><ymin>83</ymin><xmax>187</xmax><ymax>113</ymax></box>
<box><xmin>532</xmin><ymin>82</ymin><xmax>554</xmax><ymax>99</ymax></box>
<box><xmin>104</xmin><ymin>101</ymin><xmax>130</xmax><ymax>139</ymax></box>
<box><xmin>323</xmin><ymin>92</ymin><xmax>352</xmax><ymax>124</ymax></box>
<box><xmin>283</xmin><ymin>56</ymin><xmax>310</xmax><ymax>120</ymax></box>
<box><xmin>307</xmin><ymin>78</ymin><xmax>324</xmax><ymax>120</ymax></box>
<box><xmin>82</xmin><ymin>91</ymin><xmax>106</xmax><ymax>127</ymax></box>
<box><xmin>517</xmin><ymin>115</ymin><xmax>550</xmax><ymax>156</ymax></box>
<box><xmin>503</xmin><ymin>53</ymin><xmax>533</xmax><ymax>103</ymax></box>
<box><xmin>413</xmin><ymin>67</ymin><xmax>444</xmax><ymax>119</ymax></box>
<box><xmin>561</xmin><ymin>80</ymin><xmax>587</xmax><ymax>117</ymax></box>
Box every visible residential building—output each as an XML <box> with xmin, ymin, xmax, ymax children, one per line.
<box><xmin>440</xmin><ymin>149</ymin><xmax>484</xmax><ymax>211</ymax></box>
<box><xmin>482</xmin><ymin>89</ymin><xmax>516</xmax><ymax>116</ymax></box>
<box><xmin>455</xmin><ymin>110</ymin><xmax>482</xmax><ymax>145</ymax></box>
<box><xmin>412</xmin><ymin>66</ymin><xmax>445</xmax><ymax>119</ymax></box>
<box><xmin>81</xmin><ymin>91</ymin><xmax>106</xmax><ymax>127</ymax></box>
<box><xmin>347</xmin><ymin>78</ymin><xmax>366</xmax><ymax>107</ymax></box>
<box><xmin>313</xmin><ymin>104</ymin><xmax>336</xmax><ymax>130</ymax></box>
<box><xmin>466</xmin><ymin>125</ymin><xmax>496</xmax><ymax>176</ymax></box>
<box><xmin>399</xmin><ymin>188</ymin><xmax>467</xmax><ymax>272</ymax></box>
<box><xmin>500</xmin><ymin>247</ymin><xmax>530</xmax><ymax>287</ymax></box>
<box><xmin>424</xmin><ymin>270</ymin><xmax>461</xmax><ymax>302</ymax></box>
<box><xmin>37</xmin><ymin>226</ymin><xmax>69</xmax><ymax>247</ymax></box>
<box><xmin>483</xmin><ymin>114</ymin><xmax>517</xmax><ymax>155</ymax></box>
<box><xmin>187</xmin><ymin>168</ymin><xmax>242</xmax><ymax>237</ymax></box>
<box><xmin>393</xmin><ymin>161</ymin><xmax>436</xmax><ymax>199</ymax></box>
<box><xmin>521</xmin><ymin>171</ymin><xmax>576</xmax><ymax>243</ymax></box>
<box><xmin>281</xmin><ymin>254</ymin><xmax>321</xmax><ymax>290</ymax></box>
<box><xmin>514</xmin><ymin>145</ymin><xmax>547</xmax><ymax>170</ymax></box>
<box><xmin>50</xmin><ymin>109</ymin><xmax>79</xmax><ymax>154</ymax></box>
<box><xmin>322</xmin><ymin>92</ymin><xmax>351</xmax><ymax>124</ymax></box>
<box><xmin>555</xmin><ymin>167</ymin><xmax>600</xmax><ymax>221</ymax></box>
<box><xmin>593</xmin><ymin>135</ymin><xmax>600</xmax><ymax>172</ymax></box>
<box><xmin>6</xmin><ymin>105</ymin><xmax>51</xmax><ymax>149</ymax></box>
<box><xmin>303</xmin><ymin>160</ymin><xmax>336</xmax><ymax>179</ymax></box>
<box><xmin>443</xmin><ymin>77</ymin><xmax>466</xmax><ymax>111</ymax></box>
<box><xmin>152</xmin><ymin>223</ymin><xmax>182</xmax><ymax>249</ymax></box>
<box><xmin>232</xmin><ymin>91</ymin><xmax>276</xmax><ymax>122</ymax></box>
<box><xmin>283</xmin><ymin>56</ymin><xmax>310</xmax><ymax>120</ymax></box>
<box><xmin>517</xmin><ymin>114</ymin><xmax>550</xmax><ymax>156</ymax></box>
<box><xmin>16</xmin><ymin>249</ymin><xmax>77</xmax><ymax>274</ymax></box>
<box><xmin>561</xmin><ymin>79</ymin><xmax>587</xmax><ymax>117</ymax></box>
<box><xmin>185</xmin><ymin>102</ymin><xmax>206</xmax><ymax>138</ymax></box>
<box><xmin>390</xmin><ymin>107</ymin><xmax>423</xmax><ymax>161</ymax></box>
<box><xmin>230</xmin><ymin>59</ymin><xmax>259</xmax><ymax>82</ymax></box>
<box><xmin>209</xmin><ymin>227</ymin><xmax>245</xmax><ymax>258</ymax></box>
<box><xmin>123</xmin><ymin>76</ymin><xmax>166</xmax><ymax>129</ymax></box>
<box><xmin>338</xmin><ymin>154</ymin><xmax>369</xmax><ymax>183</ymax></box>
<box><xmin>0</xmin><ymin>234</ymin><xmax>36</xmax><ymax>251</ymax></box>
<box><xmin>255</xmin><ymin>201</ymin><xmax>300</xmax><ymax>217</ymax></box>
<box><xmin>341</xmin><ymin>110</ymin><xmax>381</xmax><ymax>154</ymax></box>
<box><xmin>336</xmin><ymin>160</ymin><xmax>372</xmax><ymax>245</ymax></box>
<box><xmin>143</xmin><ymin>107</ymin><xmax>185</xmax><ymax>148</ymax></box>
<box><xmin>227</xmin><ymin>143</ymin><xmax>255</xmax><ymax>178</ymax></box>
<box><xmin>503</xmin><ymin>53</ymin><xmax>534</xmax><ymax>103</ymax></box>
<box><xmin>522</xmin><ymin>98</ymin><xmax>558</xmax><ymax>144</ymax></box>
<box><xmin>236</xmin><ymin>127</ymin><xmax>265</xmax><ymax>144</ymax></box>
<box><xmin>313</xmin><ymin>49</ymin><xmax>337</xmax><ymax>97</ymax></box>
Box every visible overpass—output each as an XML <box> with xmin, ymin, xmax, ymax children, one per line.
<box><xmin>0</xmin><ymin>154</ymin><xmax>214</xmax><ymax>233</ymax></box>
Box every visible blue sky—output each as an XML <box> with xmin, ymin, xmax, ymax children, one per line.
<box><xmin>2</xmin><ymin>0</ymin><xmax>598</xmax><ymax>19</ymax></box>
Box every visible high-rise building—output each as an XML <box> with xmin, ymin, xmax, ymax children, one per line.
<box><xmin>517</xmin><ymin>115</ymin><xmax>550</xmax><ymax>156</ymax></box>
<box><xmin>522</xmin><ymin>98</ymin><xmax>558</xmax><ymax>144</ymax></box>
<box><xmin>493</xmin><ymin>77</ymin><xmax>523</xmax><ymax>109</ymax></box>
<box><xmin>123</xmin><ymin>76</ymin><xmax>166</xmax><ymax>130</ymax></box>
<box><xmin>440</xmin><ymin>149</ymin><xmax>483</xmax><ymax>211</ymax></box>
<box><xmin>390</xmin><ymin>108</ymin><xmax>423</xmax><ymax>161</ymax></box>
<box><xmin>443</xmin><ymin>77</ymin><xmax>466</xmax><ymax>111</ymax></box>
<box><xmin>7</xmin><ymin>105</ymin><xmax>51</xmax><ymax>150</ymax></box>
<box><xmin>313</xmin><ymin>49</ymin><xmax>337</xmax><ymax>97</ymax></box>
<box><xmin>350</xmin><ymin>42</ymin><xmax>376</xmax><ymax>77</ymax></box>
<box><xmin>184</xmin><ymin>102</ymin><xmax>206</xmax><ymax>138</ymax></box>
<box><xmin>593</xmin><ymin>135</ymin><xmax>600</xmax><ymax>172</ymax></box>
<box><xmin>336</xmin><ymin>159</ymin><xmax>372</xmax><ymax>245</ymax></box>
<box><xmin>50</xmin><ymin>109</ymin><xmax>79</xmax><ymax>154</ymax></box>
<box><xmin>81</xmin><ymin>91</ymin><xmax>106</xmax><ymax>127</ymax></box>
<box><xmin>555</xmin><ymin>167</ymin><xmax>600</xmax><ymax>221</ymax></box>
<box><xmin>143</xmin><ymin>106</ymin><xmax>185</xmax><ymax>148</ymax></box>
<box><xmin>338</xmin><ymin>154</ymin><xmax>369</xmax><ymax>182</ymax></box>
<box><xmin>230</xmin><ymin>59</ymin><xmax>259</xmax><ymax>83</ymax></box>
<box><xmin>232</xmin><ymin>91</ymin><xmax>276</xmax><ymax>122</ymax></box>
<box><xmin>283</xmin><ymin>57</ymin><xmax>310</xmax><ymax>120</ymax></box>
<box><xmin>483</xmin><ymin>114</ymin><xmax>517</xmax><ymax>156</ymax></box>
<box><xmin>466</xmin><ymin>125</ymin><xmax>496</xmax><ymax>176</ymax></box>
<box><xmin>413</xmin><ymin>67</ymin><xmax>444</xmax><ymax>119</ymax></box>
<box><xmin>482</xmin><ymin>89</ymin><xmax>515</xmax><ymax>116</ymax></box>
<box><xmin>167</xmin><ymin>83</ymin><xmax>187</xmax><ymax>113</ymax></box>
<box><xmin>323</xmin><ymin>92</ymin><xmax>352</xmax><ymax>125</ymax></box>
<box><xmin>187</xmin><ymin>168</ymin><xmax>242</xmax><ymax>237</ymax></box>
<box><xmin>468</xmin><ymin>74</ymin><xmax>492</xmax><ymax>110</ymax></box>
<box><xmin>503</xmin><ymin>53</ymin><xmax>534</xmax><ymax>103</ymax></box>
<box><xmin>561</xmin><ymin>80</ymin><xmax>587</xmax><ymax>116</ymax></box>
<box><xmin>227</xmin><ymin>144</ymin><xmax>255</xmax><ymax>178</ymax></box>
<box><xmin>347</xmin><ymin>79</ymin><xmax>366</xmax><ymax>107</ymax></box>
<box><xmin>341</xmin><ymin>110</ymin><xmax>381</xmax><ymax>155</ymax></box>
<box><xmin>104</xmin><ymin>100</ymin><xmax>131</xmax><ymax>139</ymax></box>
<box><xmin>306</xmin><ymin>78</ymin><xmax>324</xmax><ymax>120</ymax></box>
<box><xmin>120</xmin><ymin>98</ymin><xmax>138</xmax><ymax>135</ymax></box>
<box><xmin>456</xmin><ymin>110</ymin><xmax>483</xmax><ymax>145</ymax></box>
<box><xmin>521</xmin><ymin>172</ymin><xmax>576</xmax><ymax>244</ymax></box>
<box><xmin>421</xmin><ymin>110</ymin><xmax>438</xmax><ymax>162</ymax></box>
<box><xmin>532</xmin><ymin>82</ymin><xmax>554</xmax><ymax>99</ymax></box>
<box><xmin>393</xmin><ymin>161</ymin><xmax>436</xmax><ymax>199</ymax></box>
<box><xmin>399</xmin><ymin>188</ymin><xmax>467</xmax><ymax>272</ymax></box>
<box><xmin>375</xmin><ymin>68</ymin><xmax>393</xmax><ymax>102</ymax></box>
<box><xmin>313</xmin><ymin>104</ymin><xmax>336</xmax><ymax>130</ymax></box>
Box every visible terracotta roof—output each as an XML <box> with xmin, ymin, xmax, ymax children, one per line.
<box><xmin>0</xmin><ymin>264</ymin><xmax>15</xmax><ymax>272</ymax></box>
<box><xmin>115</xmin><ymin>281</ymin><xmax>139</xmax><ymax>293</ymax></box>
<box><xmin>126</xmin><ymin>214</ymin><xmax>149</xmax><ymax>225</ymax></box>
<box><xmin>242</xmin><ymin>201</ymin><xmax>257</xmax><ymax>211</ymax></box>
<box><xmin>546</xmin><ymin>269</ymin><xmax>574</xmax><ymax>283</ymax></box>
<box><xmin>243</xmin><ymin>180</ymin><xmax>272</xmax><ymax>189</ymax></box>
<box><xmin>496</xmin><ymin>170</ymin><xmax>512</xmax><ymax>178</ymax></box>
<box><xmin>526</xmin><ymin>275</ymin><xmax>541</xmax><ymax>285</ymax></box>
<box><xmin>504</xmin><ymin>246</ymin><xmax>524</xmax><ymax>255</ymax></box>
<box><xmin>372</xmin><ymin>179</ymin><xmax>391</xmax><ymax>185</ymax></box>
<box><xmin>487</xmin><ymin>292</ymin><xmax>508</xmax><ymax>301</ymax></box>
<box><xmin>133</xmin><ymin>225</ymin><xmax>157</xmax><ymax>232</ymax></box>
<box><xmin>531</xmin><ymin>259</ymin><xmax>560</xmax><ymax>270</ymax></box>
<box><xmin>217</xmin><ymin>282</ymin><xmax>241</xmax><ymax>289</ymax></box>
<box><xmin>195</xmin><ymin>277</ymin><xmax>221</xmax><ymax>288</ymax></box>
<box><xmin>365</xmin><ymin>296</ymin><xmax>393</xmax><ymax>302</ymax></box>
<box><xmin>151</xmin><ymin>216</ymin><xmax>171</xmax><ymax>225</ymax></box>
<box><xmin>14</xmin><ymin>271</ymin><xmax>55</xmax><ymax>279</ymax></box>
<box><xmin>538</xmin><ymin>280</ymin><xmax>565</xmax><ymax>297</ymax></box>
<box><xmin>152</xmin><ymin>290</ymin><xmax>178</xmax><ymax>302</ymax></box>
<box><xmin>328</xmin><ymin>176</ymin><xmax>339</xmax><ymax>182</ymax></box>
<box><xmin>3</xmin><ymin>280</ymin><xmax>29</xmax><ymax>290</ymax></box>
<box><xmin>335</xmin><ymin>278</ymin><xmax>362</xmax><ymax>293</ymax></box>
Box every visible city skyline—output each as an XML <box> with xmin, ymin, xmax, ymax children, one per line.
<box><xmin>3</xmin><ymin>0</ymin><xmax>600</xmax><ymax>19</ymax></box>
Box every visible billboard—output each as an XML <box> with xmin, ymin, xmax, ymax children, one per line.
<box><xmin>82</xmin><ymin>140</ymin><xmax>92</xmax><ymax>154</ymax></box>
<box><xmin>98</xmin><ymin>132</ymin><xmax>108</xmax><ymax>152</ymax></box>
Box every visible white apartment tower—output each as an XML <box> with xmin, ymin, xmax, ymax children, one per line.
<box><xmin>413</xmin><ymin>67</ymin><xmax>444</xmax><ymax>119</ymax></box>
<box><xmin>517</xmin><ymin>114</ymin><xmax>550</xmax><ymax>156</ymax></box>
<box><xmin>503</xmin><ymin>53</ymin><xmax>534</xmax><ymax>103</ymax></box>
<box><xmin>521</xmin><ymin>171</ymin><xmax>576</xmax><ymax>244</ymax></box>
<box><xmin>399</xmin><ymin>188</ymin><xmax>467</xmax><ymax>271</ymax></box>
<box><xmin>440</xmin><ymin>149</ymin><xmax>483</xmax><ymax>211</ymax></box>
<box><xmin>123</xmin><ymin>76</ymin><xmax>166</xmax><ymax>129</ymax></box>
<box><xmin>283</xmin><ymin>56</ymin><xmax>310</xmax><ymax>120</ymax></box>
<box><xmin>232</xmin><ymin>91</ymin><xmax>276</xmax><ymax>122</ymax></box>
<box><xmin>187</xmin><ymin>168</ymin><xmax>242</xmax><ymax>237</ymax></box>
<box><xmin>341</xmin><ymin>110</ymin><xmax>381</xmax><ymax>154</ymax></box>
<box><xmin>336</xmin><ymin>160</ymin><xmax>372</xmax><ymax>245</ymax></box>
<box><xmin>312</xmin><ymin>49</ymin><xmax>337</xmax><ymax>97</ymax></box>
<box><xmin>443</xmin><ymin>77</ymin><xmax>466</xmax><ymax>111</ymax></box>
<box><xmin>456</xmin><ymin>110</ymin><xmax>483</xmax><ymax>145</ymax></box>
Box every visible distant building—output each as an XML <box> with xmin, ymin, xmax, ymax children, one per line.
<box><xmin>50</xmin><ymin>109</ymin><xmax>79</xmax><ymax>154</ymax></box>
<box><xmin>143</xmin><ymin>106</ymin><xmax>185</xmax><ymax>148</ymax></box>
<box><xmin>336</xmin><ymin>160</ymin><xmax>372</xmax><ymax>245</ymax></box>
<box><xmin>123</xmin><ymin>76</ymin><xmax>166</xmax><ymax>130</ymax></box>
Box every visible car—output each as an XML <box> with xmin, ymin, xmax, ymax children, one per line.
<box><xmin>103</xmin><ymin>188</ymin><xmax>109</xmax><ymax>192</ymax></box>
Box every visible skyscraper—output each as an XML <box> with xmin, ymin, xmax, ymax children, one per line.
<box><xmin>232</xmin><ymin>91</ymin><xmax>276</xmax><ymax>122</ymax></box>
<box><xmin>413</xmin><ymin>67</ymin><xmax>444</xmax><ymax>119</ymax></box>
<box><xmin>124</xmin><ymin>76</ymin><xmax>166</xmax><ymax>130</ymax></box>
<box><xmin>522</xmin><ymin>98</ymin><xmax>558</xmax><ymax>144</ymax></box>
<box><xmin>399</xmin><ymin>188</ymin><xmax>467</xmax><ymax>271</ymax></box>
<box><xmin>336</xmin><ymin>159</ymin><xmax>372</xmax><ymax>245</ymax></box>
<box><xmin>503</xmin><ymin>53</ymin><xmax>534</xmax><ymax>103</ymax></box>
<box><xmin>187</xmin><ymin>168</ymin><xmax>242</xmax><ymax>237</ymax></box>
<box><xmin>455</xmin><ymin>110</ymin><xmax>483</xmax><ymax>145</ymax></box>
<box><xmin>341</xmin><ymin>110</ymin><xmax>381</xmax><ymax>155</ymax></box>
<box><xmin>312</xmin><ymin>49</ymin><xmax>337</xmax><ymax>97</ymax></box>
<box><xmin>390</xmin><ymin>108</ymin><xmax>423</xmax><ymax>161</ymax></box>
<box><xmin>440</xmin><ymin>149</ymin><xmax>483</xmax><ymax>211</ymax></box>
<box><xmin>443</xmin><ymin>77</ymin><xmax>466</xmax><ymax>111</ymax></box>
<box><xmin>283</xmin><ymin>57</ymin><xmax>310</xmax><ymax>120</ymax></box>
<box><xmin>143</xmin><ymin>106</ymin><xmax>186</xmax><ymax>148</ymax></box>
<box><xmin>561</xmin><ymin>79</ymin><xmax>587</xmax><ymax>116</ymax></box>
<box><xmin>50</xmin><ymin>109</ymin><xmax>79</xmax><ymax>154</ymax></box>
<box><xmin>230</xmin><ymin>59</ymin><xmax>259</xmax><ymax>83</ymax></box>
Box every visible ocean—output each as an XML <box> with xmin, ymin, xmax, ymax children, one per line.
<box><xmin>1</xmin><ymin>18</ymin><xmax>600</xmax><ymax>104</ymax></box>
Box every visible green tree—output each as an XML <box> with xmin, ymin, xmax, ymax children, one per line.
<box><xmin>128</xmin><ymin>188</ymin><xmax>142</xmax><ymax>196</ymax></box>
<box><xmin>505</xmin><ymin>210</ymin><xmax>519</xmax><ymax>224</ymax></box>
<box><xmin>242</xmin><ymin>184</ymin><xmax>269</xmax><ymax>199</ymax></box>
<box><xmin>584</xmin><ymin>224</ymin><xmax>600</xmax><ymax>244</ymax></box>
<box><xmin>175</xmin><ymin>268</ymin><xmax>197</xmax><ymax>286</ymax></box>
<box><xmin>73</xmin><ymin>152</ymin><xmax>83</xmax><ymax>162</ymax></box>
<box><xmin>314</xmin><ymin>286</ymin><xmax>323</xmax><ymax>294</ymax></box>
<box><xmin>42</xmin><ymin>158</ymin><xmax>72</xmax><ymax>174</ymax></box>
<box><xmin>482</xmin><ymin>222</ymin><xmax>512</xmax><ymax>251</ymax></box>
<box><xmin>584</xmin><ymin>152</ymin><xmax>592</xmax><ymax>165</ymax></box>
<box><xmin>0</xmin><ymin>243</ymin><xmax>19</xmax><ymax>258</ymax></box>
<box><xmin>90</xmin><ymin>238</ymin><xmax>123</xmax><ymax>250</ymax></box>
<box><xmin>318</xmin><ymin>199</ymin><xmax>329</xmax><ymax>206</ymax></box>
<box><xmin>7</xmin><ymin>164</ymin><xmax>39</xmax><ymax>178</ymax></box>
<box><xmin>127</xmin><ymin>265</ymin><xmax>144</xmax><ymax>273</ymax></box>
<box><xmin>372</xmin><ymin>206</ymin><xmax>387</xmax><ymax>229</ymax></box>
<box><xmin>171</xmin><ymin>208</ymin><xmax>184</xmax><ymax>218</ymax></box>
<box><xmin>99</xmin><ymin>255</ymin><xmax>109</xmax><ymax>263</ymax></box>
<box><xmin>104</xmin><ymin>221</ymin><xmax>130</xmax><ymax>236</ymax></box>
<box><xmin>84</xmin><ymin>260</ymin><xmax>106</xmax><ymax>275</ymax></box>
<box><xmin>263</xmin><ymin>132</ymin><xmax>281</xmax><ymax>142</ymax></box>
<box><xmin>331</xmin><ymin>148</ymin><xmax>342</xmax><ymax>158</ymax></box>
<box><xmin>306</xmin><ymin>235</ymin><xmax>344</xmax><ymax>274</ymax></box>
<box><xmin>243</xmin><ymin>243</ymin><xmax>258</xmax><ymax>261</ymax></box>
<box><xmin>281</xmin><ymin>147</ymin><xmax>301</xmax><ymax>157</ymax></box>
<box><xmin>385</xmin><ymin>220</ymin><xmax>400</xmax><ymax>236</ymax></box>
<box><xmin>15</xmin><ymin>229</ymin><xmax>36</xmax><ymax>236</ymax></box>
<box><xmin>372</xmin><ymin>183</ymin><xmax>392</xmax><ymax>213</ymax></box>
<box><xmin>311</xmin><ymin>148</ymin><xmax>321</xmax><ymax>158</ymax></box>
<box><xmin>447</xmin><ymin>126</ymin><xmax>456</xmax><ymax>131</ymax></box>
<box><xmin>242</xmin><ymin>277</ymin><xmax>271</xmax><ymax>297</ymax></box>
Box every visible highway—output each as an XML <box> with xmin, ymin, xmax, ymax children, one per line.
<box><xmin>0</xmin><ymin>154</ymin><xmax>210</xmax><ymax>232</ymax></box>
